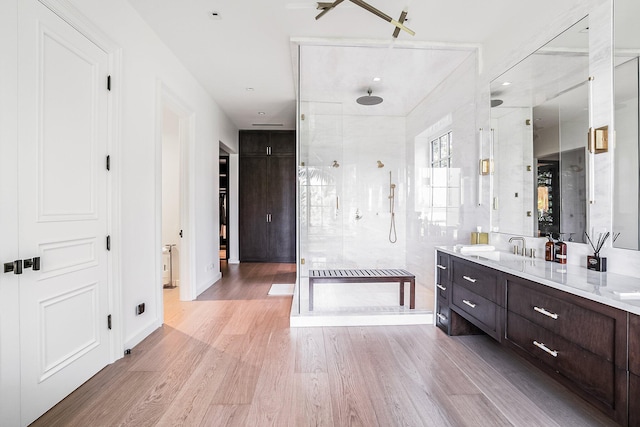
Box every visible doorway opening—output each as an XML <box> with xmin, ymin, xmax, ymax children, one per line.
<box><xmin>219</xmin><ymin>153</ymin><xmax>229</xmax><ymax>261</ymax></box>
<box><xmin>162</xmin><ymin>106</ymin><xmax>181</xmax><ymax>291</ymax></box>
<box><xmin>157</xmin><ymin>84</ymin><xmax>196</xmax><ymax>325</ymax></box>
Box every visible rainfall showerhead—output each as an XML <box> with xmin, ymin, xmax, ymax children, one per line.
<box><xmin>356</xmin><ymin>89</ymin><xmax>383</xmax><ymax>106</ymax></box>
<box><xmin>491</xmin><ymin>99</ymin><xmax>504</xmax><ymax>108</ymax></box>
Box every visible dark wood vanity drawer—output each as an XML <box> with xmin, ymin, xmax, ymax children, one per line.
<box><xmin>507</xmin><ymin>277</ymin><xmax>617</xmax><ymax>362</ymax></box>
<box><xmin>436</xmin><ymin>252</ymin><xmax>451</xmax><ymax>302</ymax></box>
<box><xmin>630</xmin><ymin>313</ymin><xmax>640</xmax><ymax>375</ymax></box>
<box><xmin>451</xmin><ymin>283</ymin><xmax>500</xmax><ymax>340</ymax></box>
<box><xmin>506</xmin><ymin>311</ymin><xmax>615</xmax><ymax>409</ymax></box>
<box><xmin>451</xmin><ymin>258</ymin><xmax>500</xmax><ymax>303</ymax></box>
<box><xmin>435</xmin><ymin>296</ymin><xmax>450</xmax><ymax>334</ymax></box>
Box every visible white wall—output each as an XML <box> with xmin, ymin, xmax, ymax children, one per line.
<box><xmin>39</xmin><ymin>0</ymin><xmax>238</xmax><ymax>348</ymax></box>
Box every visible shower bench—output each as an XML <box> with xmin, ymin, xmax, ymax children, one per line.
<box><xmin>308</xmin><ymin>268</ymin><xmax>415</xmax><ymax>311</ymax></box>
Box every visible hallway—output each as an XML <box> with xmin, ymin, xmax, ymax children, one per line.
<box><xmin>32</xmin><ymin>262</ymin><xmax>615</xmax><ymax>426</ymax></box>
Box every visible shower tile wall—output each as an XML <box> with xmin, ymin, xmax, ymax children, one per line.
<box><xmin>405</xmin><ymin>52</ymin><xmax>482</xmax><ymax>303</ymax></box>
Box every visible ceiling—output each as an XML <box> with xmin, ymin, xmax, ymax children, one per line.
<box><xmin>126</xmin><ymin>0</ymin><xmax>557</xmax><ymax>131</ymax></box>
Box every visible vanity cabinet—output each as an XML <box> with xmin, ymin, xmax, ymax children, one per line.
<box><xmin>449</xmin><ymin>257</ymin><xmax>504</xmax><ymax>341</ymax></box>
<box><xmin>629</xmin><ymin>314</ymin><xmax>640</xmax><ymax>426</ymax></box>
<box><xmin>435</xmin><ymin>252</ymin><xmax>451</xmax><ymax>333</ymax></box>
<box><xmin>504</xmin><ymin>275</ymin><xmax>627</xmax><ymax>424</ymax></box>
<box><xmin>435</xmin><ymin>251</ymin><xmax>632</xmax><ymax>425</ymax></box>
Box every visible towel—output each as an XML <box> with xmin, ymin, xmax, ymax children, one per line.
<box><xmin>458</xmin><ymin>244</ymin><xmax>496</xmax><ymax>254</ymax></box>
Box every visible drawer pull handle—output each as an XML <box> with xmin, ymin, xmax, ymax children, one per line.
<box><xmin>437</xmin><ymin>264</ymin><xmax>447</xmax><ymax>270</ymax></box>
<box><xmin>437</xmin><ymin>313</ymin><xmax>447</xmax><ymax>322</ymax></box>
<box><xmin>533</xmin><ymin>340</ymin><xmax>558</xmax><ymax>357</ymax></box>
<box><xmin>436</xmin><ymin>284</ymin><xmax>447</xmax><ymax>291</ymax></box>
<box><xmin>533</xmin><ymin>306</ymin><xmax>559</xmax><ymax>320</ymax></box>
<box><xmin>462</xmin><ymin>299</ymin><xmax>476</xmax><ymax>308</ymax></box>
<box><xmin>463</xmin><ymin>275</ymin><xmax>477</xmax><ymax>283</ymax></box>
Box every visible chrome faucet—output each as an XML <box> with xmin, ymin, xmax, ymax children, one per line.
<box><xmin>509</xmin><ymin>236</ymin><xmax>526</xmax><ymax>256</ymax></box>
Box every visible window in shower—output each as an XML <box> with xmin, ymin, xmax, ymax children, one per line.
<box><xmin>431</xmin><ymin>131</ymin><xmax>452</xmax><ymax>168</ymax></box>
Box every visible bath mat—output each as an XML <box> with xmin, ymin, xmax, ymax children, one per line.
<box><xmin>268</xmin><ymin>283</ymin><xmax>295</xmax><ymax>296</ymax></box>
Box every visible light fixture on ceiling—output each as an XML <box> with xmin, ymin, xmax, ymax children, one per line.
<box><xmin>258</xmin><ymin>111</ymin><xmax>266</xmax><ymax>115</ymax></box>
<box><xmin>245</xmin><ymin>87</ymin><xmax>255</xmax><ymax>91</ymax></box>
<box><xmin>315</xmin><ymin>1</ymin><xmax>414</xmax><ymax>38</ymax></box>
<box><xmin>356</xmin><ymin>88</ymin><xmax>383</xmax><ymax>106</ymax></box>
<box><xmin>501</xmin><ymin>81</ymin><xmax>512</xmax><ymax>86</ymax></box>
<box><xmin>373</xmin><ymin>77</ymin><xmax>381</xmax><ymax>82</ymax></box>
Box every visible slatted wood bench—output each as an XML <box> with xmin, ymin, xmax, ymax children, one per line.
<box><xmin>308</xmin><ymin>268</ymin><xmax>415</xmax><ymax>311</ymax></box>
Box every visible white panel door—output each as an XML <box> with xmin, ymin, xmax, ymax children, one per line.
<box><xmin>18</xmin><ymin>1</ymin><xmax>111</xmax><ymax>424</ymax></box>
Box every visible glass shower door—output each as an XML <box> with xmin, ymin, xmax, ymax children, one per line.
<box><xmin>298</xmin><ymin>102</ymin><xmax>344</xmax><ymax>314</ymax></box>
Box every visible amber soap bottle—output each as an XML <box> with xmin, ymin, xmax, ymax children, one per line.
<box><xmin>545</xmin><ymin>235</ymin><xmax>554</xmax><ymax>261</ymax></box>
<box><xmin>554</xmin><ymin>234</ymin><xmax>567</xmax><ymax>264</ymax></box>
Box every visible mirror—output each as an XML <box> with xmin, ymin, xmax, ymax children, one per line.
<box><xmin>613</xmin><ymin>0</ymin><xmax>640</xmax><ymax>250</ymax></box>
<box><xmin>490</xmin><ymin>17</ymin><xmax>590</xmax><ymax>243</ymax></box>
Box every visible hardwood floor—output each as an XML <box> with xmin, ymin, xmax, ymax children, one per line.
<box><xmin>32</xmin><ymin>262</ymin><xmax>617</xmax><ymax>426</ymax></box>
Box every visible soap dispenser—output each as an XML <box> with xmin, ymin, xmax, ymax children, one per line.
<box><xmin>554</xmin><ymin>233</ymin><xmax>567</xmax><ymax>264</ymax></box>
<box><xmin>545</xmin><ymin>234</ymin><xmax>554</xmax><ymax>261</ymax></box>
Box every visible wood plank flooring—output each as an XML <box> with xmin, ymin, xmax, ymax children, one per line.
<box><xmin>32</xmin><ymin>262</ymin><xmax>617</xmax><ymax>426</ymax></box>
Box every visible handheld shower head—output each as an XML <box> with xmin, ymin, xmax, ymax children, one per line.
<box><xmin>377</xmin><ymin>160</ymin><xmax>384</xmax><ymax>168</ymax></box>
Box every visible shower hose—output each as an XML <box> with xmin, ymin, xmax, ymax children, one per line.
<box><xmin>389</xmin><ymin>174</ymin><xmax>397</xmax><ymax>243</ymax></box>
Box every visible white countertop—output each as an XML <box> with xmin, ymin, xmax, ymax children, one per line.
<box><xmin>437</xmin><ymin>245</ymin><xmax>640</xmax><ymax>316</ymax></box>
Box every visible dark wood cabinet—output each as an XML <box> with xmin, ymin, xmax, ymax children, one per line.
<box><xmin>437</xmin><ymin>251</ymin><xmax>631</xmax><ymax>425</ymax></box>
<box><xmin>449</xmin><ymin>257</ymin><xmax>504</xmax><ymax>341</ymax></box>
<box><xmin>239</xmin><ymin>130</ymin><xmax>295</xmax><ymax>263</ymax></box>
<box><xmin>630</xmin><ymin>314</ymin><xmax>640</xmax><ymax>426</ymax></box>
<box><xmin>435</xmin><ymin>252</ymin><xmax>451</xmax><ymax>334</ymax></box>
<box><xmin>504</xmin><ymin>274</ymin><xmax>627</xmax><ymax>424</ymax></box>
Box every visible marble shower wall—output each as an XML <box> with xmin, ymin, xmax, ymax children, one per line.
<box><xmin>405</xmin><ymin>52</ymin><xmax>480</xmax><ymax>289</ymax></box>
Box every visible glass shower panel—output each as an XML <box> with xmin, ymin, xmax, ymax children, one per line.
<box><xmin>298</xmin><ymin>102</ymin><xmax>345</xmax><ymax>314</ymax></box>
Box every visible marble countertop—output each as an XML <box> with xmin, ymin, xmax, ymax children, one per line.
<box><xmin>437</xmin><ymin>245</ymin><xmax>640</xmax><ymax>316</ymax></box>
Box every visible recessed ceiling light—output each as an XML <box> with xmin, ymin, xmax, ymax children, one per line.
<box><xmin>258</xmin><ymin>112</ymin><xmax>266</xmax><ymax>115</ymax></box>
<box><xmin>502</xmin><ymin>81</ymin><xmax>512</xmax><ymax>86</ymax></box>
<box><xmin>373</xmin><ymin>77</ymin><xmax>381</xmax><ymax>82</ymax></box>
<box><xmin>245</xmin><ymin>87</ymin><xmax>255</xmax><ymax>91</ymax></box>
<box><xmin>209</xmin><ymin>11</ymin><xmax>222</xmax><ymax>20</ymax></box>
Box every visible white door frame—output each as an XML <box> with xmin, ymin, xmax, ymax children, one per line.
<box><xmin>156</xmin><ymin>82</ymin><xmax>196</xmax><ymax>313</ymax></box>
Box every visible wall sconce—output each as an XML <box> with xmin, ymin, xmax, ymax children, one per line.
<box><xmin>588</xmin><ymin>125</ymin><xmax>608</xmax><ymax>154</ymax></box>
<box><xmin>479</xmin><ymin>159</ymin><xmax>494</xmax><ymax>175</ymax></box>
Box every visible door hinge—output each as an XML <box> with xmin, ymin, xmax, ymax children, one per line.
<box><xmin>106</xmin><ymin>155</ymin><xmax>111</xmax><ymax>171</ymax></box>
<box><xmin>107</xmin><ymin>314</ymin><xmax>112</xmax><ymax>330</ymax></box>
<box><xmin>107</xmin><ymin>75</ymin><xmax>111</xmax><ymax>91</ymax></box>
<box><xmin>106</xmin><ymin>235</ymin><xmax>111</xmax><ymax>251</ymax></box>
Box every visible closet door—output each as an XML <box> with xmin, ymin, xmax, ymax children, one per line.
<box><xmin>268</xmin><ymin>155</ymin><xmax>296</xmax><ymax>262</ymax></box>
<box><xmin>239</xmin><ymin>155</ymin><xmax>269</xmax><ymax>261</ymax></box>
